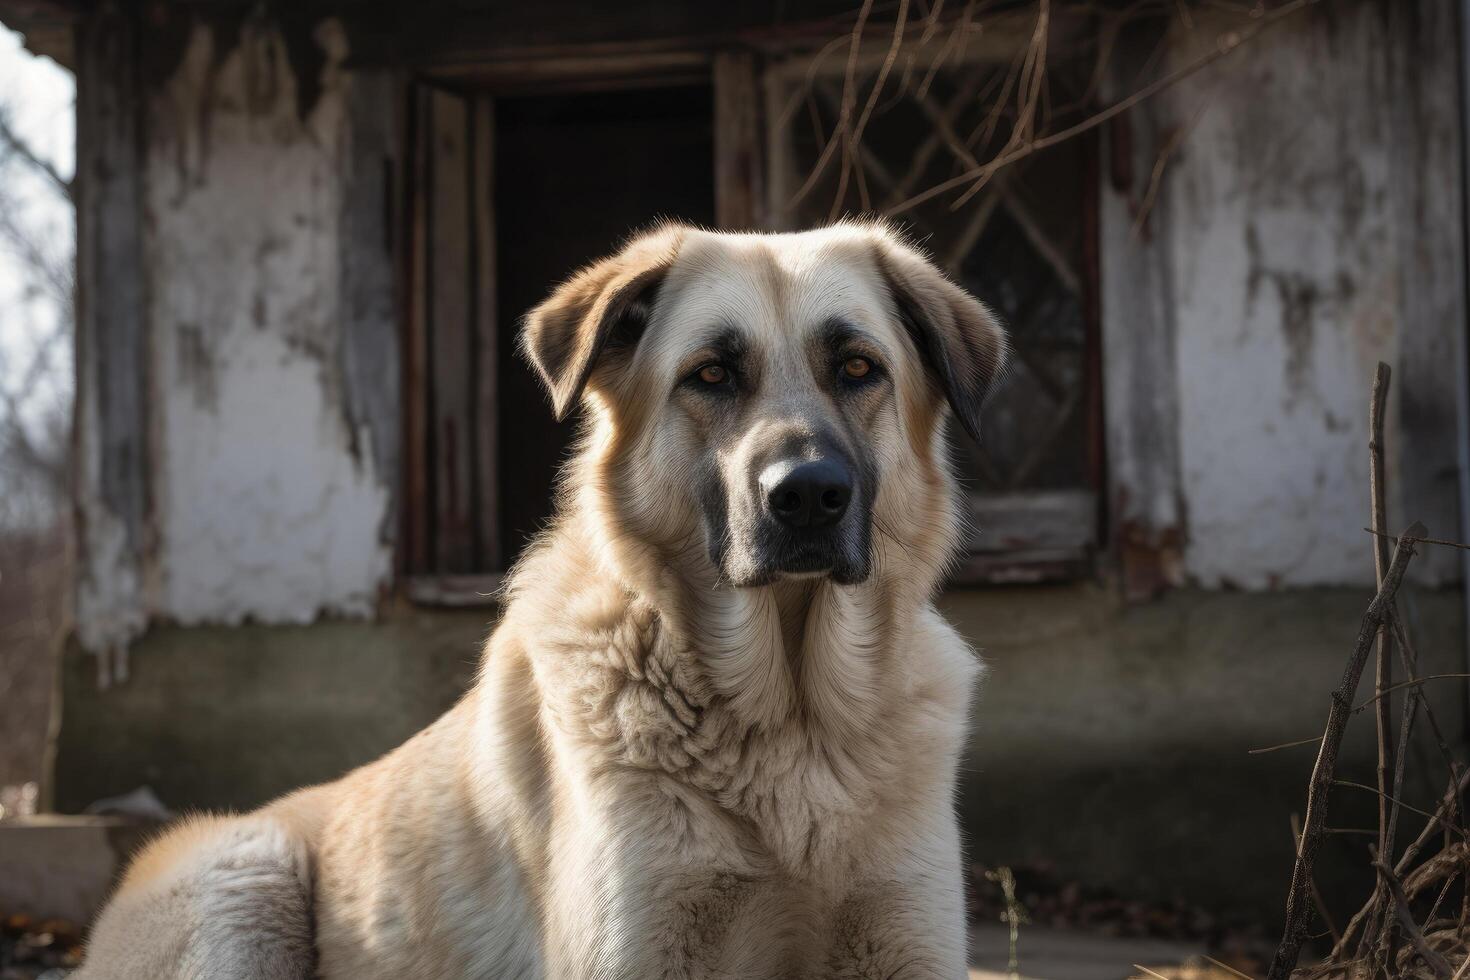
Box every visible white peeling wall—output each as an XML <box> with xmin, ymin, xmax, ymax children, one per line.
<box><xmin>76</xmin><ymin>17</ymin><xmax>394</xmax><ymax>650</ymax></box>
<box><xmin>1153</xmin><ymin>4</ymin><xmax>1465</xmax><ymax>588</ymax></box>
<box><xmin>145</xmin><ymin>22</ymin><xmax>390</xmax><ymax>624</ymax></box>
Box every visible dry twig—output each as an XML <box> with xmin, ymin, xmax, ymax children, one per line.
<box><xmin>1403</xmin><ymin>841</ymin><xmax>1470</xmax><ymax>901</ymax></box>
<box><xmin>1369</xmin><ymin>363</ymin><xmax>1394</xmax><ymax>883</ymax></box>
<box><xmin>0</xmin><ymin>108</ymin><xmax>72</xmax><ymax>201</ymax></box>
<box><xmin>834</xmin><ymin>0</ymin><xmax>910</xmax><ymax>218</ymax></box>
<box><xmin>1372</xmin><ymin>860</ymin><xmax>1454</xmax><ymax>979</ymax></box>
<box><xmin>1266</xmin><ymin>521</ymin><xmax>1426</xmax><ymax>980</ymax></box>
<box><xmin>1331</xmin><ymin>768</ymin><xmax>1470</xmax><ymax>961</ymax></box>
<box><xmin>1364</xmin><ymin>528</ymin><xmax>1470</xmax><ymax>552</ymax></box>
<box><xmin>1291</xmin><ymin>812</ymin><xmax>1341</xmax><ymax>947</ymax></box>
<box><xmin>1333</xmin><ymin>780</ymin><xmax>1466</xmax><ymax>839</ymax></box>
<box><xmin>881</xmin><ymin>0</ymin><xmax>1323</xmax><ymax>216</ymax></box>
<box><xmin>1357</xmin><ymin>363</ymin><xmax>1396</xmax><ymax>967</ymax></box>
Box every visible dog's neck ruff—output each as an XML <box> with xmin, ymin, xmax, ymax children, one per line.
<box><xmin>506</xmin><ymin>503</ymin><xmax>941</xmax><ymax>818</ymax></box>
<box><xmin>552</xmin><ymin>490</ymin><xmax>926</xmax><ymax>739</ymax></box>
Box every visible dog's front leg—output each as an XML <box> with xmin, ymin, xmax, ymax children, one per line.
<box><xmin>824</xmin><ymin>875</ymin><xmax>969</xmax><ymax>980</ymax></box>
<box><xmin>823</xmin><ymin>810</ymin><xmax>970</xmax><ymax>980</ymax></box>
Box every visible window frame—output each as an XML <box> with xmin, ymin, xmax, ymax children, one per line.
<box><xmin>759</xmin><ymin>43</ymin><xmax>1107</xmax><ymax>585</ymax></box>
<box><xmin>397</xmin><ymin>37</ymin><xmax>1107</xmax><ymax>605</ymax></box>
<box><xmin>399</xmin><ymin>47</ymin><xmax>748</xmax><ymax>604</ymax></box>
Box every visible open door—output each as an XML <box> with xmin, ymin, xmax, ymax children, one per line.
<box><xmin>402</xmin><ymin>79</ymin><xmax>715</xmax><ymax>597</ymax></box>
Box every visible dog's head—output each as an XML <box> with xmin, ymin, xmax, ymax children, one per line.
<box><xmin>521</xmin><ymin>221</ymin><xmax>1006</xmax><ymax>589</ymax></box>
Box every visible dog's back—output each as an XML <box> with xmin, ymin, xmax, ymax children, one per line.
<box><xmin>80</xmin><ymin>676</ymin><xmax>546</xmax><ymax>980</ymax></box>
<box><xmin>78</xmin><ymin>814</ymin><xmax>316</xmax><ymax>979</ymax></box>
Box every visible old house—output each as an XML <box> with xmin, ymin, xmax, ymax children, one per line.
<box><xmin>2</xmin><ymin>0</ymin><xmax>1467</xmax><ymax>922</ymax></box>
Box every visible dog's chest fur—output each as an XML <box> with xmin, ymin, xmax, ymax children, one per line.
<box><xmin>520</xmin><ymin>576</ymin><xmax>972</xmax><ymax>976</ymax></box>
<box><xmin>536</xmin><ymin>585</ymin><xmax>935</xmax><ymax>857</ymax></box>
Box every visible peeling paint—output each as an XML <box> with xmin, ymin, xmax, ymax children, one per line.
<box><xmin>174</xmin><ymin>321</ymin><xmax>219</xmax><ymax>410</ymax></box>
<box><xmin>1244</xmin><ymin>222</ymin><xmax>1344</xmax><ymax>407</ymax></box>
<box><xmin>74</xmin><ymin>500</ymin><xmax>147</xmax><ymax>659</ymax></box>
<box><xmin>145</xmin><ymin>19</ymin><xmax>391</xmax><ymax>626</ymax></box>
<box><xmin>76</xmin><ymin>16</ymin><xmax>394</xmax><ymax>650</ymax></box>
<box><xmin>1158</xmin><ymin>1</ymin><xmax>1462</xmax><ymax>588</ymax></box>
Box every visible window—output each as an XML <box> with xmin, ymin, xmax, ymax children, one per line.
<box><xmin>762</xmin><ymin>45</ymin><xmax>1103</xmax><ymax>581</ymax></box>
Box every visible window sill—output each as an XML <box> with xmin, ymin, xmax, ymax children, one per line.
<box><xmin>405</xmin><ymin>574</ymin><xmax>506</xmax><ymax>607</ymax></box>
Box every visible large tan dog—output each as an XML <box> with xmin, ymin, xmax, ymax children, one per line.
<box><xmin>76</xmin><ymin>220</ymin><xmax>1006</xmax><ymax>979</ymax></box>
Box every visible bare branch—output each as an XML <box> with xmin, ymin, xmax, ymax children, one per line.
<box><xmin>1364</xmin><ymin>527</ymin><xmax>1470</xmax><ymax>552</ymax></box>
<box><xmin>1397</xmin><ymin>769</ymin><xmax>1470</xmax><ymax>882</ymax></box>
<box><xmin>1367</xmin><ymin>363</ymin><xmax>1395</xmax><ymax>962</ymax></box>
<box><xmin>1248</xmin><ymin>668</ymin><xmax>1470</xmax><ymax>756</ymax></box>
<box><xmin>1291</xmin><ymin>811</ymin><xmax>1342</xmax><ymax>946</ymax></box>
<box><xmin>0</xmin><ymin>202</ymin><xmax>74</xmax><ymax>306</ymax></box>
<box><xmin>788</xmin><ymin>0</ymin><xmax>876</xmax><ymax>210</ymax></box>
<box><xmin>884</xmin><ymin>0</ymin><xmax>1323</xmax><ymax>216</ymax></box>
<box><xmin>1248</xmin><ymin>735</ymin><xmax>1322</xmax><ymax>755</ymax></box>
<box><xmin>1354</xmin><ymin>672</ymin><xmax>1470</xmax><ymax>714</ymax></box>
<box><xmin>1331</xmin><ymin>765</ymin><xmax>1470</xmax><ymax>965</ymax></box>
<box><xmin>1132</xmin><ymin>92</ymin><xmax>1214</xmax><ymax>237</ymax></box>
<box><xmin>0</xmin><ymin>94</ymin><xmax>76</xmax><ymax>526</ymax></box>
<box><xmin>1372</xmin><ymin>860</ymin><xmax>1454</xmax><ymax>979</ymax></box>
<box><xmin>1266</xmin><ymin>521</ymin><xmax>1426</xmax><ymax>980</ymax></box>
<box><xmin>1403</xmin><ymin>841</ymin><xmax>1470</xmax><ymax>902</ymax></box>
<box><xmin>1385</xmin><ymin>678</ymin><xmax>1420</xmax><ymax>883</ymax></box>
<box><xmin>0</xmin><ymin>108</ymin><xmax>72</xmax><ymax>201</ymax></box>
<box><xmin>1335</xmin><ymin>780</ymin><xmax>1467</xmax><ymax>839</ymax></box>
<box><xmin>832</xmin><ymin>0</ymin><xmax>910</xmax><ymax>219</ymax></box>
<box><xmin>1387</xmin><ymin>612</ymin><xmax>1466</xmax><ymax>835</ymax></box>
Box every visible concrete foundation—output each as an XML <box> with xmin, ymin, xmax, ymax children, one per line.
<box><xmin>50</xmin><ymin>585</ymin><xmax>1468</xmax><ymax>927</ymax></box>
<box><xmin>947</xmin><ymin>584</ymin><xmax>1467</xmax><ymax>926</ymax></box>
<box><xmin>52</xmin><ymin>607</ymin><xmax>491</xmax><ymax>813</ymax></box>
<box><xmin>0</xmin><ymin>816</ymin><xmax>155</xmax><ymax>923</ymax></box>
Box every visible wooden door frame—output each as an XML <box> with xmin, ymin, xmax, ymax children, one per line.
<box><xmin>400</xmin><ymin>43</ymin><xmax>760</xmax><ymax>605</ymax></box>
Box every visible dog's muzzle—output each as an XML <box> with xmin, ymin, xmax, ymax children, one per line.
<box><xmin>760</xmin><ymin>457</ymin><xmax>853</xmax><ymax>530</ymax></box>
<box><xmin>748</xmin><ymin>452</ymin><xmax>869</xmax><ymax>583</ymax></box>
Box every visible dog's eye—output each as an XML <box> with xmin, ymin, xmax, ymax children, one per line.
<box><xmin>842</xmin><ymin>357</ymin><xmax>875</xmax><ymax>380</ymax></box>
<box><xmin>697</xmin><ymin>364</ymin><xmax>729</xmax><ymax>385</ymax></box>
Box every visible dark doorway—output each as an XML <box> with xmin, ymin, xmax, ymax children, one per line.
<box><xmin>495</xmin><ymin>84</ymin><xmax>715</xmax><ymax>565</ymax></box>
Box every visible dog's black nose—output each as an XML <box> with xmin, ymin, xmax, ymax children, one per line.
<box><xmin>762</xmin><ymin>458</ymin><xmax>853</xmax><ymax>529</ymax></box>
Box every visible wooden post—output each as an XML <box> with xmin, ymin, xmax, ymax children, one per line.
<box><xmin>428</xmin><ymin>88</ymin><xmax>475</xmax><ymax>573</ymax></box>
<box><xmin>402</xmin><ymin>83</ymin><xmax>433</xmax><ymax>575</ymax></box>
<box><xmin>405</xmin><ymin>86</ymin><xmax>500</xmax><ymax>577</ymax></box>
<box><xmin>471</xmin><ymin>95</ymin><xmax>500</xmax><ymax>573</ymax></box>
<box><xmin>714</xmin><ymin>49</ymin><xmax>764</xmax><ymax>230</ymax></box>
<box><xmin>74</xmin><ymin>3</ymin><xmax>150</xmax><ymax>685</ymax></box>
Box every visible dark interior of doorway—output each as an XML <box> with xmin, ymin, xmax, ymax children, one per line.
<box><xmin>495</xmin><ymin>83</ymin><xmax>715</xmax><ymax>565</ymax></box>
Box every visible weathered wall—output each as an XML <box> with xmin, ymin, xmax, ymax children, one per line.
<box><xmin>75</xmin><ymin>15</ymin><xmax>399</xmax><ymax>659</ymax></box>
<box><xmin>147</xmin><ymin>21</ymin><xmax>392</xmax><ymax>625</ymax></box>
<box><xmin>72</xmin><ymin>2</ymin><xmax>1469</xmax><ymax>656</ymax></box>
<box><xmin>1103</xmin><ymin>1</ymin><xmax>1467</xmax><ymax>589</ymax></box>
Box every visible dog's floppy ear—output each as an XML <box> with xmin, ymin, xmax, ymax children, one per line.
<box><xmin>520</xmin><ymin>223</ymin><xmax>688</xmax><ymax>420</ymax></box>
<box><xmin>871</xmin><ymin>230</ymin><xmax>1008</xmax><ymax>444</ymax></box>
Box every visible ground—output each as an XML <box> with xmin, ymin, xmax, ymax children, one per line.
<box><xmin>0</xmin><ymin>910</ymin><xmax>1245</xmax><ymax>980</ymax></box>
